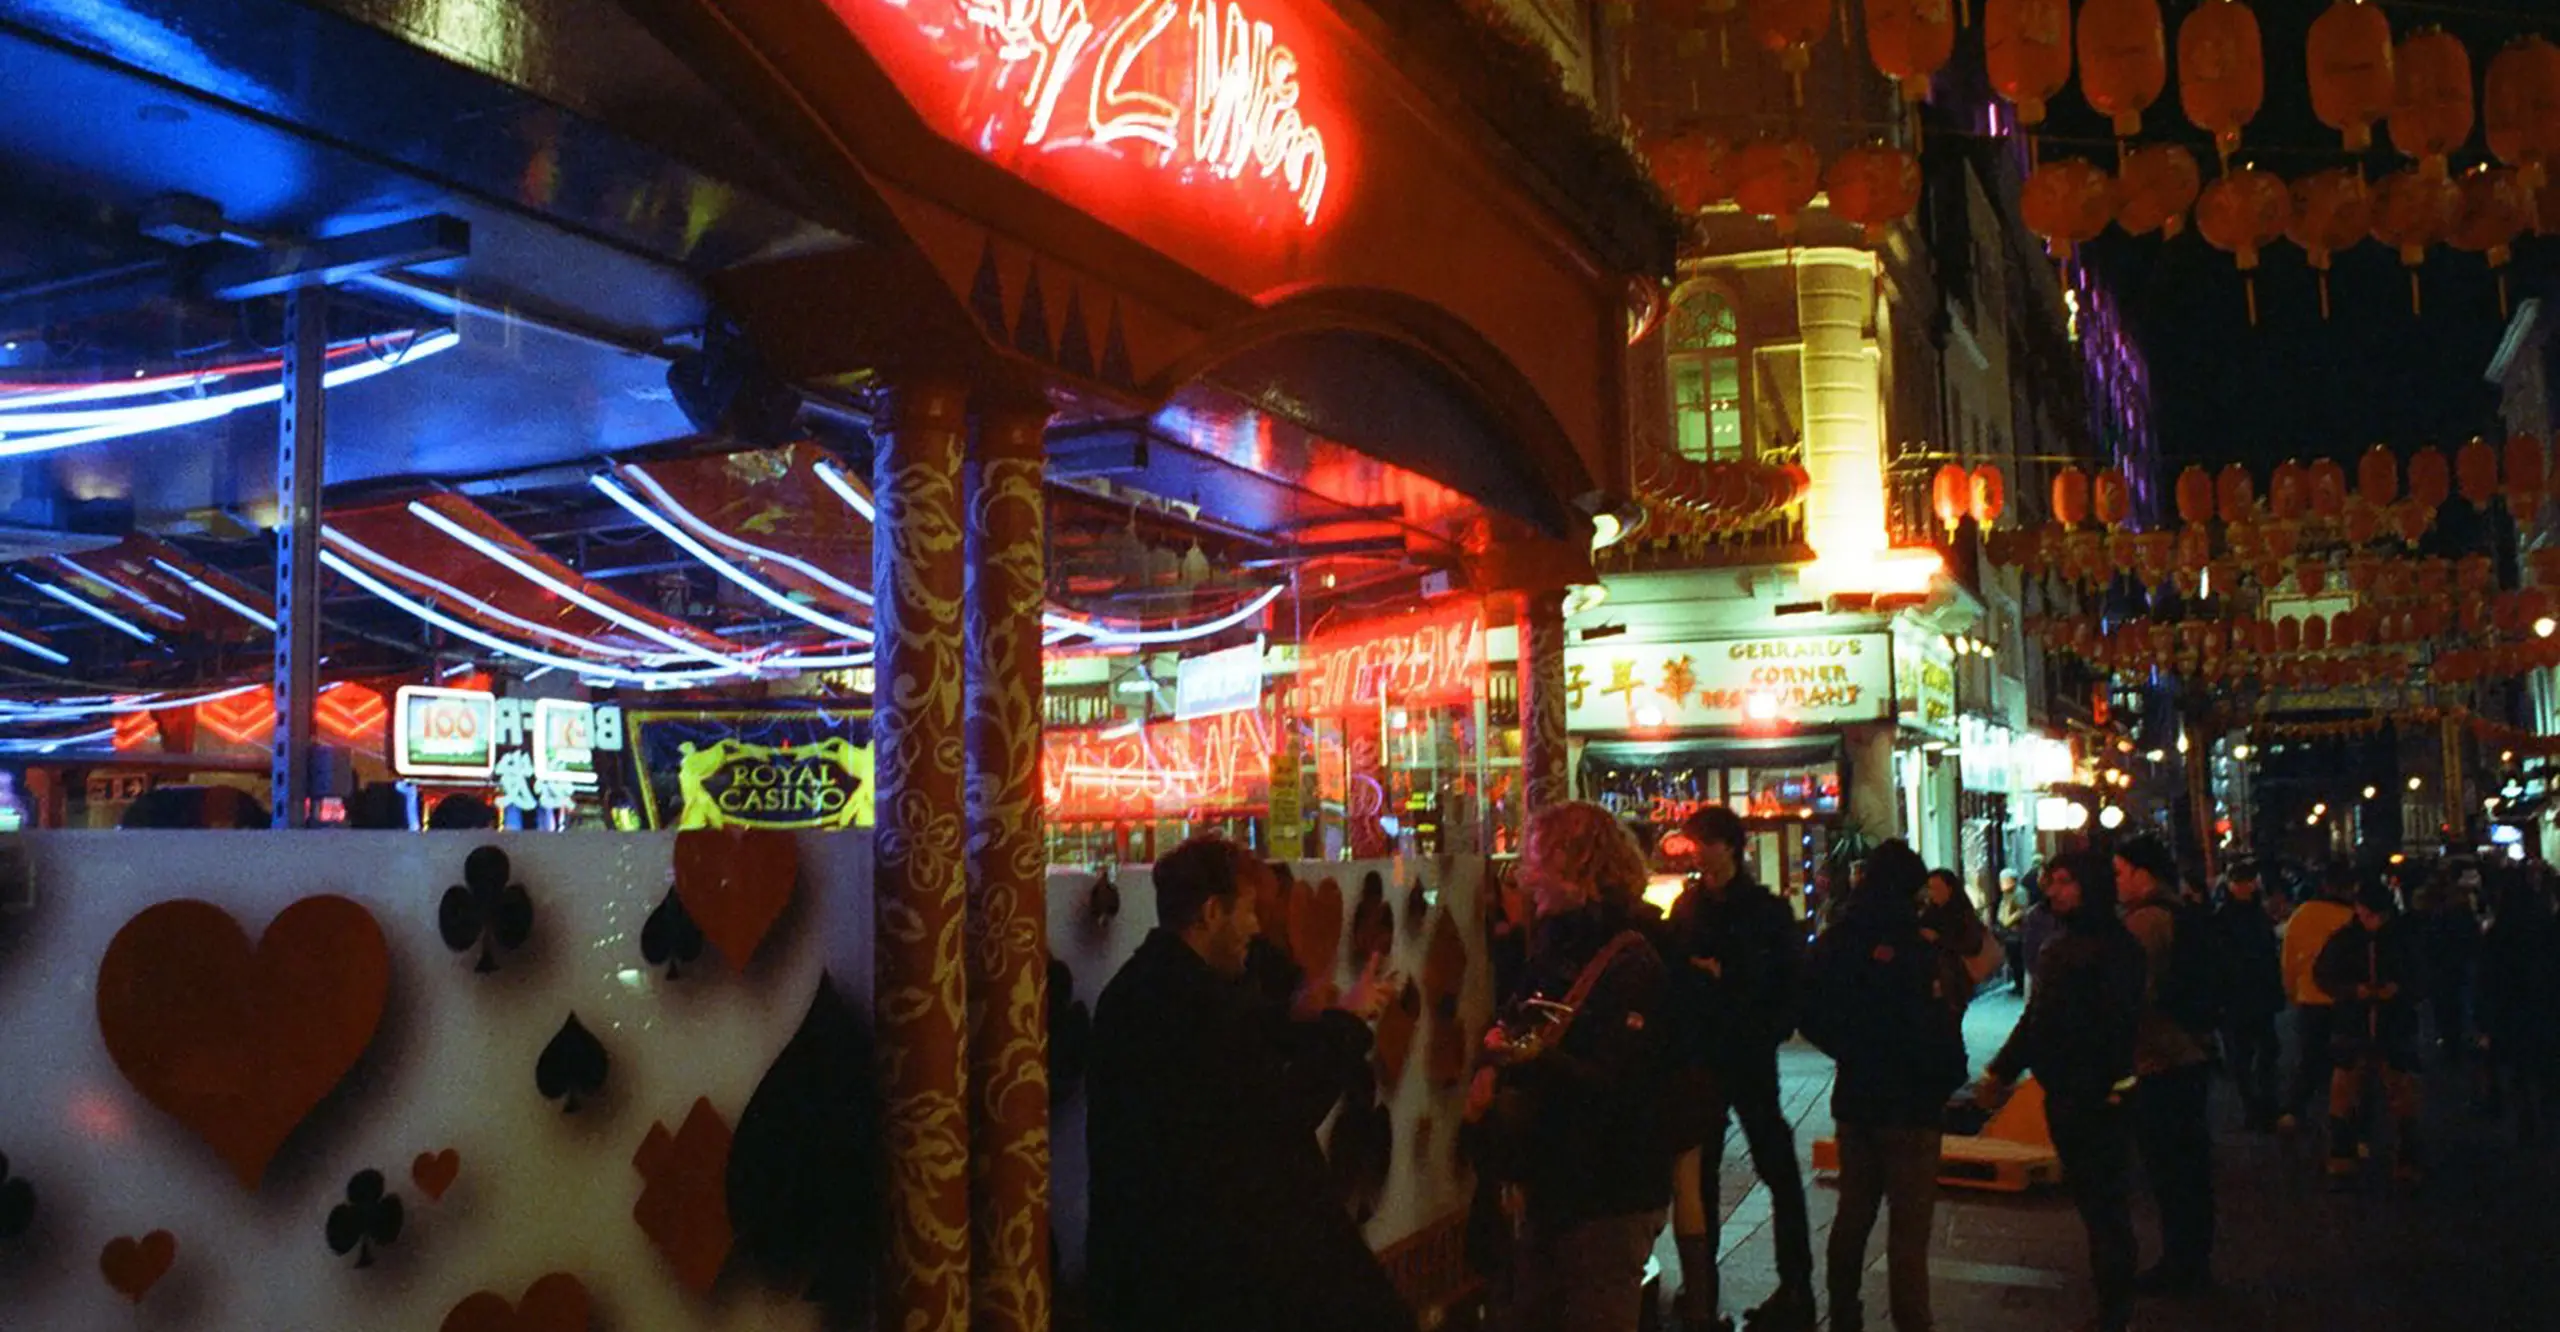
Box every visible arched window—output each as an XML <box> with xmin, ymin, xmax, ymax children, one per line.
<box><xmin>1667</xmin><ymin>283</ymin><xmax>1747</xmax><ymax>461</ymax></box>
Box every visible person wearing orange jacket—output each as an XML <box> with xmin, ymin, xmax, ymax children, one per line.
<box><xmin>2277</xmin><ymin>862</ymin><xmax>2361</xmax><ymax>1134</ymax></box>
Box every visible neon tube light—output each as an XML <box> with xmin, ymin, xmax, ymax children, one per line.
<box><xmin>812</xmin><ymin>460</ymin><xmax>878</xmax><ymax>523</ymax></box>
<box><xmin>17</xmin><ymin>575</ymin><xmax>157</xmax><ymax>643</ymax></box>
<box><xmin>0</xmin><ymin>627</ymin><xmax>69</xmax><ymax>666</ymax></box>
<box><xmin>592</xmin><ymin>475</ymin><xmax>874</xmax><ymax>641</ymax></box>
<box><xmin>0</xmin><ymin>338</ymin><xmax>385</xmax><ymax>409</ymax></box>
<box><xmin>615</xmin><ymin>466</ymin><xmax>876</xmax><ymax>609</ymax></box>
<box><xmin>54</xmin><ymin>557</ymin><xmax>186</xmax><ymax>624</ymax></box>
<box><xmin>322</xmin><ymin>527</ymin><xmax>688</xmax><ymax>663</ymax></box>
<box><xmin>1043</xmin><ymin>584</ymin><xmax>1285</xmax><ymax>646</ymax></box>
<box><xmin>0</xmin><ymin>682</ymin><xmax>266</xmax><ymax>721</ymax></box>
<box><xmin>0</xmin><ymin>727</ymin><xmax>115</xmax><ymax>753</ymax></box>
<box><xmin>0</xmin><ymin>331</ymin><xmax>458</xmax><ymax>459</ymax></box>
<box><xmin>148</xmin><ymin>557</ymin><xmax>277</xmax><ymax>631</ymax></box>
<box><xmin>322</xmin><ymin>551</ymin><xmax>750</xmax><ymax>686</ymax></box>
<box><xmin>407</xmin><ymin>499</ymin><xmax>751</xmax><ymax>670</ymax></box>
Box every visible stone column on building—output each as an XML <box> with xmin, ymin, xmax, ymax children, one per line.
<box><xmin>1795</xmin><ymin>250</ymin><xmax>1887</xmax><ymax>573</ymax></box>
<box><xmin>871</xmin><ymin>375</ymin><xmax>973</xmax><ymax>1332</ymax></box>
<box><xmin>1515</xmin><ymin>588</ymin><xmax>1570</xmax><ymax>811</ymax></box>
<box><xmin>1844</xmin><ymin>722</ymin><xmax>1902</xmax><ymax>847</ymax></box>
<box><xmin>964</xmin><ymin>396</ymin><xmax>1051</xmax><ymax>1332</ymax></box>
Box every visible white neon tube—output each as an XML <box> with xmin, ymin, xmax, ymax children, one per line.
<box><xmin>812</xmin><ymin>459</ymin><xmax>879</xmax><ymax>523</ymax></box>
<box><xmin>18</xmin><ymin>575</ymin><xmax>157</xmax><ymax>643</ymax></box>
<box><xmin>322</xmin><ymin>527</ymin><xmax>685</xmax><ymax>663</ymax></box>
<box><xmin>614</xmin><ymin>466</ymin><xmax>876</xmax><ymax>609</ymax></box>
<box><xmin>321</xmin><ymin>551</ymin><xmax>748</xmax><ymax>686</ymax></box>
<box><xmin>0</xmin><ymin>627</ymin><xmax>69</xmax><ymax>666</ymax></box>
<box><xmin>148</xmin><ymin>557</ymin><xmax>277</xmax><ymax>631</ymax></box>
<box><xmin>0</xmin><ymin>727</ymin><xmax>115</xmax><ymax>752</ymax></box>
<box><xmin>0</xmin><ymin>331</ymin><xmax>459</xmax><ymax>459</ymax></box>
<box><xmin>54</xmin><ymin>557</ymin><xmax>186</xmax><ymax>624</ymax></box>
<box><xmin>592</xmin><ymin>476</ymin><xmax>874</xmax><ymax>641</ymax></box>
<box><xmin>0</xmin><ymin>682</ymin><xmax>265</xmax><ymax>720</ymax></box>
<box><xmin>1043</xmin><ymin>584</ymin><xmax>1285</xmax><ymax>646</ymax></box>
<box><xmin>407</xmin><ymin>499</ymin><xmax>750</xmax><ymax>670</ymax></box>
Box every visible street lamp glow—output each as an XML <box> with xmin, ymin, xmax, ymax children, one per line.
<box><xmin>2313</xmin><ymin>802</ymin><xmax>2328</xmax><ymax>817</ymax></box>
<box><xmin>2176</xmin><ymin>733</ymin><xmax>2190</xmax><ymax>755</ymax></box>
<box><xmin>2146</xmin><ymin>749</ymin><xmax>2166</xmax><ymax>763</ymax></box>
<box><xmin>2099</xmin><ymin>805</ymin><xmax>2127</xmax><ymax>830</ymax></box>
<box><xmin>2232</xmin><ymin>744</ymin><xmax>2253</xmax><ymax>761</ymax></box>
<box><xmin>2409</xmin><ymin>776</ymin><xmax>2424</xmax><ymax>791</ymax></box>
<box><xmin>2364</xmin><ymin>785</ymin><xmax>2378</xmax><ymax>800</ymax></box>
<box><xmin>2307</xmin><ymin>812</ymin><xmax>2322</xmax><ymax>826</ymax></box>
<box><xmin>2537</xmin><ymin>616</ymin><xmax>2557</xmax><ymax>639</ymax></box>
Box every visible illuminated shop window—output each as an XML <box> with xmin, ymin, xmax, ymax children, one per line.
<box><xmin>1668</xmin><ymin>283</ymin><xmax>1746</xmax><ymax>461</ymax></box>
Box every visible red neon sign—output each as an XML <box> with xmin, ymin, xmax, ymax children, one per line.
<box><xmin>1045</xmin><ymin>709</ymin><xmax>1274</xmax><ymax>820</ymax></box>
<box><xmin>829</xmin><ymin>0</ymin><xmax>1344</xmax><ymax>234</ymax></box>
<box><xmin>1300</xmin><ymin>604</ymin><xmax>1484</xmax><ymax>717</ymax></box>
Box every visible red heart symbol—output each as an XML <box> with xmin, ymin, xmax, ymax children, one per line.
<box><xmin>440</xmin><ymin>1272</ymin><xmax>590</xmax><ymax>1332</ymax></box>
<box><xmin>673</xmin><ymin>829</ymin><xmax>799</xmax><ymax>971</ymax></box>
<box><xmin>413</xmin><ymin>1148</ymin><xmax>461</xmax><ymax>1202</ymax></box>
<box><xmin>96</xmin><ymin>897</ymin><xmax>389</xmax><ymax>1190</ymax></box>
<box><xmin>100</xmin><ymin>1230</ymin><xmax>176</xmax><ymax>1303</ymax></box>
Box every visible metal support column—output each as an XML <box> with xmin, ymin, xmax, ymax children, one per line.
<box><xmin>272</xmin><ymin>287</ymin><xmax>327</xmax><ymax>828</ymax></box>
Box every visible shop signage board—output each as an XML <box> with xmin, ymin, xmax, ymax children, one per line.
<box><xmin>1894</xmin><ymin>634</ymin><xmax>1957</xmax><ymax>739</ymax></box>
<box><xmin>1046</xmin><ymin>708</ymin><xmax>1274</xmax><ymax>820</ymax></box>
<box><xmin>1300</xmin><ymin>604</ymin><xmax>1484</xmax><ymax>717</ymax></box>
<box><xmin>630</xmin><ymin>710</ymin><xmax>875</xmax><ymax>831</ymax></box>
<box><xmin>85</xmin><ymin>771</ymin><xmax>151</xmax><ymax>805</ymax></box>
<box><xmin>1565</xmin><ymin>634</ymin><xmax>1891</xmax><ymax>733</ymax></box>
<box><xmin>1174</xmin><ymin>638</ymin><xmax>1265</xmax><ymax>719</ymax></box>
<box><xmin>393</xmin><ymin>686</ymin><xmax>497</xmax><ymax>779</ymax></box>
<box><xmin>528</xmin><ymin>698</ymin><xmax>609</xmax><ymax>786</ymax></box>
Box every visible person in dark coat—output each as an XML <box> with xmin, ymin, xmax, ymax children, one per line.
<box><xmin>2316</xmin><ymin>878</ymin><xmax>2426</xmax><ymax>1188</ymax></box>
<box><xmin>2477</xmin><ymin>869</ymin><xmax>2560</xmax><ymax>1144</ymax></box>
<box><xmin>1086</xmin><ymin>836</ymin><xmax>1411</xmax><ymax>1332</ymax></box>
<box><xmin>1467</xmin><ymin>801</ymin><xmax>1673</xmax><ymax>1332</ymax></box>
<box><xmin>1800</xmin><ymin>840</ymin><xmax>1967</xmax><ymax>1332</ymax></box>
<box><xmin>2214</xmin><ymin>862</ymin><xmax>2288</xmax><ymax>1131</ymax></box>
<box><xmin>1978</xmin><ymin>851</ymin><xmax>2148</xmax><ymax>1332</ymax></box>
<box><xmin>1660</xmin><ymin>804</ymin><xmax>1814</xmax><ymax>1332</ymax></box>
<box><xmin>1918</xmin><ymin>867</ymin><xmax>1992</xmax><ymax>1018</ymax></box>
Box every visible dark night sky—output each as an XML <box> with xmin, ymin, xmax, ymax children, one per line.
<box><xmin>2033</xmin><ymin>0</ymin><xmax>2560</xmax><ymax>469</ymax></box>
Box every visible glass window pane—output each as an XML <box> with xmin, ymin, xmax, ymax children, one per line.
<box><xmin>1673</xmin><ymin>360</ymin><xmax>1709</xmax><ymax>460</ymax></box>
<box><xmin>1708</xmin><ymin>355</ymin><xmax>1742</xmax><ymax>458</ymax></box>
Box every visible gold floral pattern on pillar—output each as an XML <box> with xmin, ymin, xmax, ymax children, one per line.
<box><xmin>871</xmin><ymin>380</ymin><xmax>972</xmax><ymax>1332</ymax></box>
<box><xmin>1521</xmin><ymin>591</ymin><xmax>1570</xmax><ymax>810</ymax></box>
<box><xmin>964</xmin><ymin>407</ymin><xmax>1051</xmax><ymax>1332</ymax></box>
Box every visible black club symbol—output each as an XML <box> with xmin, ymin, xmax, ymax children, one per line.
<box><xmin>641</xmin><ymin>888</ymin><xmax>706</xmax><ymax>979</ymax></box>
<box><xmin>439</xmin><ymin>845</ymin><xmax>533</xmax><ymax>973</ymax></box>
<box><xmin>0</xmin><ymin>1151</ymin><xmax>33</xmax><ymax>1241</ymax></box>
<box><xmin>326</xmin><ymin>1169</ymin><xmax>404</xmax><ymax>1268</ymax></box>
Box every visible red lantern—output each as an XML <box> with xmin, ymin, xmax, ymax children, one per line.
<box><xmin>1748</xmin><ymin>0</ymin><xmax>1832</xmax><ymax>97</ymax></box>
<box><xmin>1971</xmin><ymin>464</ymin><xmax>2008</xmax><ymax>526</ymax></box>
<box><xmin>2174</xmin><ymin>465</ymin><xmax>2214</xmax><ymax>525</ymax></box>
<box><xmin>2359</xmin><ymin>443</ymin><xmax>2399</xmax><ymax>507</ymax></box>
<box><xmin>2094</xmin><ymin>468</ymin><xmax>2132</xmax><ymax>528</ymax></box>
<box><xmin>2269</xmin><ymin>459</ymin><xmax>2307</xmax><ymax>520</ymax></box>
<box><xmin>1986</xmin><ymin>0</ymin><xmax>2074</xmax><ymax>126</ymax></box>
<box><xmin>1932</xmin><ymin>463</ymin><xmax>1970</xmax><ymax>531</ymax></box>
<box><xmin>2304</xmin><ymin>615</ymin><xmax>2330</xmax><ymax>653</ymax></box>
<box><xmin>1868</xmin><ymin>0</ymin><xmax>1957</xmax><ymax>103</ymax></box>
<box><xmin>2116</xmin><ymin>144</ymin><xmax>2201</xmax><ymax>238</ymax></box>
<box><xmin>2177</xmin><ymin>525</ymin><xmax>2212</xmax><ymax>573</ymax></box>
<box><xmin>2370</xmin><ymin>168</ymin><xmax>2461</xmax><ymax>311</ymax></box>
<box><xmin>2309</xmin><ymin>0</ymin><xmax>2396</xmax><ymax>153</ymax></box>
<box><xmin>2508</xmin><ymin>434</ymin><xmax>2548</xmax><ymax>518</ymax></box>
<box><xmin>2409</xmin><ymin>446</ymin><xmax>2452</xmax><ymax>508</ymax></box>
<box><xmin>2286</xmin><ymin>169</ymin><xmax>2374</xmax><ymax>318</ymax></box>
<box><xmin>2180</xmin><ymin>0</ymin><xmax>2264</xmax><ymax>165</ymax></box>
<box><xmin>2054</xmin><ymin>466</ymin><xmax>2091</xmax><ymax>525</ymax></box>
<box><xmin>2295</xmin><ymin>560</ymin><xmax>2327</xmax><ymax>598</ymax></box>
<box><xmin>2217</xmin><ymin>463</ymin><xmax>2255</xmax><ymax>523</ymax></box>
<box><xmin>2079</xmin><ymin>0</ymin><xmax>2167</xmax><ymax>138</ymax></box>
<box><xmin>2020</xmin><ymin>159</ymin><xmax>2115</xmax><ymax>257</ymax></box>
<box><xmin>1825</xmin><ymin>144</ymin><xmax>1923</xmax><ymax>242</ymax></box>
<box><xmin>2453</xmin><ymin>166</ymin><xmax>2532</xmax><ymax>312</ymax></box>
<box><xmin>1733</xmin><ymin>137</ymin><xmax>1822</xmax><ymax>234</ymax></box>
<box><xmin>2390</xmin><ymin>28</ymin><xmax>2476</xmax><ymax>180</ymax></box>
<box><xmin>2458</xmin><ymin>438</ymin><xmax>2502</xmax><ymax>506</ymax></box>
<box><xmin>2196</xmin><ymin>166</ymin><xmax>2292</xmax><ymax>321</ymax></box>
<box><xmin>2486</xmin><ymin>35</ymin><xmax>2560</xmax><ymax>190</ymax></box>
<box><xmin>2309</xmin><ymin>459</ymin><xmax>2348</xmax><ymax>518</ymax></box>
<box><xmin>1645</xmin><ymin>132</ymin><xmax>1735</xmax><ymax>212</ymax></box>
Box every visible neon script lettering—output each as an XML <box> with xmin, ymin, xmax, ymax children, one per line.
<box><xmin>949</xmin><ymin>0</ymin><xmax>1332</xmax><ymax>222</ymax></box>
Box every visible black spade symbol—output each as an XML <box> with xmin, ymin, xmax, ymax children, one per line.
<box><xmin>1404</xmin><ymin>879</ymin><xmax>1430</xmax><ymax>939</ymax></box>
<box><xmin>325</xmin><ymin>1168</ymin><xmax>404</xmax><ymax>1267</ymax></box>
<box><xmin>0</xmin><ymin>1151</ymin><xmax>33</xmax><ymax>1241</ymax></box>
<box><xmin>536</xmin><ymin>1014</ymin><xmax>610</xmax><ymax>1113</ymax></box>
<box><xmin>641</xmin><ymin>887</ymin><xmax>706</xmax><ymax>979</ymax></box>
<box><xmin>438</xmin><ymin>845</ymin><xmax>534</xmax><ymax>973</ymax></box>
<box><xmin>729</xmin><ymin>974</ymin><xmax>881</xmax><ymax>1316</ymax></box>
<box><xmin>1350</xmin><ymin>870</ymin><xmax>1394</xmax><ymax>962</ymax></box>
<box><xmin>1047</xmin><ymin>956</ymin><xmax>1091</xmax><ymax>1105</ymax></box>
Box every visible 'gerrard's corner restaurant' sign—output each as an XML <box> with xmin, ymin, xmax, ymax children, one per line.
<box><xmin>1565</xmin><ymin>634</ymin><xmax>1892</xmax><ymax>733</ymax></box>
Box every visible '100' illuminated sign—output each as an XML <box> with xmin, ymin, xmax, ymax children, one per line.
<box><xmin>923</xmin><ymin>0</ymin><xmax>1333</xmax><ymax>223</ymax></box>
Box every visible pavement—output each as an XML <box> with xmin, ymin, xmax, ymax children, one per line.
<box><xmin>1681</xmin><ymin>991</ymin><xmax>2560</xmax><ymax>1332</ymax></box>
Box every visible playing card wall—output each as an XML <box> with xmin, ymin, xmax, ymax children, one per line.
<box><xmin>0</xmin><ymin>831</ymin><xmax>872</xmax><ymax>1331</ymax></box>
<box><xmin>1044</xmin><ymin>856</ymin><xmax>1491</xmax><ymax>1288</ymax></box>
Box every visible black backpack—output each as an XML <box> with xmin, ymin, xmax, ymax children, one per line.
<box><xmin>2131</xmin><ymin>899</ymin><xmax>2227</xmax><ymax>1034</ymax></box>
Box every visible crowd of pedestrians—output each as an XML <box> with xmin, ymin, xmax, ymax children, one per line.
<box><xmin>1074</xmin><ymin>810</ymin><xmax>2560</xmax><ymax>1332</ymax></box>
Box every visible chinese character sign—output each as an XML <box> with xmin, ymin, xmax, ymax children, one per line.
<box><xmin>1563</xmin><ymin>634</ymin><xmax>1892</xmax><ymax>733</ymax></box>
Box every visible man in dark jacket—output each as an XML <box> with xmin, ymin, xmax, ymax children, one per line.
<box><xmin>1662</xmin><ymin>804</ymin><xmax>1814</xmax><ymax>1331</ymax></box>
<box><xmin>2114</xmin><ymin>834</ymin><xmax>2216</xmax><ymax>1294</ymax></box>
<box><xmin>1087</xmin><ymin>836</ymin><xmax>1411</xmax><ymax>1332</ymax></box>
<box><xmin>2315</xmin><ymin>879</ymin><xmax>2425</xmax><ymax>1189</ymax></box>
<box><xmin>1979</xmin><ymin>851</ymin><xmax>2148</xmax><ymax>1332</ymax></box>
<box><xmin>2215</xmin><ymin>863</ymin><xmax>2288</xmax><ymax>1131</ymax></box>
<box><xmin>1800</xmin><ymin>841</ymin><xmax>1966</xmax><ymax>1332</ymax></box>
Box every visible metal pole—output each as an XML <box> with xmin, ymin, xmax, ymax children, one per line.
<box><xmin>272</xmin><ymin>287</ymin><xmax>326</xmax><ymax>827</ymax></box>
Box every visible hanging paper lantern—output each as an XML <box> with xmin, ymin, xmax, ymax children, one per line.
<box><xmin>1971</xmin><ymin>464</ymin><xmax>2008</xmax><ymax>526</ymax></box>
<box><xmin>2116</xmin><ymin>144</ymin><xmax>2202</xmax><ymax>238</ymax></box>
<box><xmin>2269</xmin><ymin>459</ymin><xmax>2307</xmax><ymax>520</ymax></box>
<box><xmin>2217</xmin><ymin>462</ymin><xmax>2255</xmax><ymax>523</ymax></box>
<box><xmin>2196</xmin><ymin>166</ymin><xmax>2292</xmax><ymax>322</ymax></box>
<box><xmin>2296</xmin><ymin>560</ymin><xmax>2329</xmax><ymax>598</ymax></box>
<box><xmin>1644</xmin><ymin>131</ymin><xmax>1735</xmax><ymax>212</ymax></box>
<box><xmin>2309</xmin><ymin>0</ymin><xmax>2396</xmax><ymax>153</ymax></box>
<box><xmin>2507</xmin><ymin>434</ymin><xmax>2547</xmax><ymax>518</ymax></box>
<box><xmin>2180</xmin><ymin>0</ymin><xmax>2264</xmax><ymax>165</ymax></box>
<box><xmin>1825</xmin><ymin>144</ymin><xmax>1923</xmax><ymax>242</ymax></box>
<box><xmin>2285</xmin><ymin>169</ymin><xmax>2374</xmax><ymax>319</ymax></box>
<box><xmin>1868</xmin><ymin>0</ymin><xmax>1958</xmax><ymax>103</ymax></box>
<box><xmin>2177</xmin><ymin>524</ymin><xmax>2212</xmax><ymax>574</ymax></box>
<box><xmin>2485</xmin><ymin>35</ymin><xmax>2560</xmax><ymax>190</ymax></box>
<box><xmin>2174</xmin><ymin>465</ymin><xmax>2215</xmax><ymax>525</ymax></box>
<box><xmin>2345</xmin><ymin>499</ymin><xmax>2382</xmax><ymax>544</ymax></box>
<box><xmin>2390</xmin><ymin>28</ymin><xmax>2476</xmax><ymax>180</ymax></box>
<box><xmin>2053</xmin><ymin>465</ymin><xmax>2091</xmax><ymax>525</ymax></box>
<box><xmin>2093</xmin><ymin>468</ymin><xmax>2131</xmax><ymax>528</ymax></box>
<box><xmin>2358</xmin><ymin>443</ymin><xmax>2400</xmax><ymax>507</ymax></box>
<box><xmin>2020</xmin><ymin>159</ymin><xmax>2116</xmax><ymax>257</ymax></box>
<box><xmin>2078</xmin><ymin>0</ymin><xmax>2167</xmax><ymax>138</ymax></box>
<box><xmin>2309</xmin><ymin>459</ymin><xmax>2348</xmax><ymax>518</ymax></box>
<box><xmin>2458</xmin><ymin>438</ymin><xmax>2502</xmax><ymax>506</ymax></box>
<box><xmin>1932</xmin><ymin>463</ymin><xmax>1971</xmax><ymax>531</ymax></box>
<box><xmin>2410</xmin><ymin>446</ymin><xmax>2452</xmax><ymax>509</ymax></box>
<box><xmin>2276</xmin><ymin>616</ymin><xmax>2302</xmax><ymax>653</ymax></box>
<box><xmin>1986</xmin><ymin>0</ymin><xmax>2074</xmax><ymax>126</ymax></box>
<box><xmin>2452</xmin><ymin>166</ymin><xmax>2532</xmax><ymax>314</ymax></box>
<box><xmin>1733</xmin><ymin>136</ymin><xmax>1822</xmax><ymax>234</ymax></box>
<box><xmin>2304</xmin><ymin>615</ymin><xmax>2329</xmax><ymax>653</ymax></box>
<box><xmin>2370</xmin><ymin>168</ymin><xmax>2461</xmax><ymax>312</ymax></box>
<box><xmin>1747</xmin><ymin>0</ymin><xmax>1832</xmax><ymax>99</ymax></box>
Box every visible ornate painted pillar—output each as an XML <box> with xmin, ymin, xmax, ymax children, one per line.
<box><xmin>871</xmin><ymin>375</ymin><xmax>972</xmax><ymax>1332</ymax></box>
<box><xmin>964</xmin><ymin>398</ymin><xmax>1051</xmax><ymax>1332</ymax></box>
<box><xmin>1516</xmin><ymin>589</ymin><xmax>1570</xmax><ymax>810</ymax></box>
